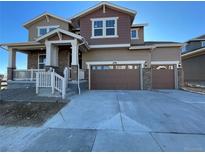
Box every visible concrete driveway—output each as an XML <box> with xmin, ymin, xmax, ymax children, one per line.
<box><xmin>1</xmin><ymin>90</ymin><xmax>205</xmax><ymax>151</ymax></box>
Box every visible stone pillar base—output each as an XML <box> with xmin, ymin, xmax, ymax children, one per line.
<box><xmin>7</xmin><ymin>67</ymin><xmax>16</xmax><ymax>80</ymax></box>
<box><xmin>143</xmin><ymin>68</ymin><xmax>152</xmax><ymax>90</ymax></box>
<box><xmin>177</xmin><ymin>68</ymin><xmax>184</xmax><ymax>89</ymax></box>
<box><xmin>71</xmin><ymin>65</ymin><xmax>78</xmax><ymax>81</ymax></box>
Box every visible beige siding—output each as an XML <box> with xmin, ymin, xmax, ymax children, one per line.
<box><xmin>182</xmin><ymin>54</ymin><xmax>205</xmax><ymax>82</ymax></box>
<box><xmin>82</xmin><ymin>48</ymin><xmax>151</xmax><ymax>69</ymax></box>
<box><xmin>151</xmin><ymin>47</ymin><xmax>181</xmax><ymax>62</ymax></box>
<box><xmin>28</xmin><ymin>16</ymin><xmax>69</xmax><ymax>41</ymax></box>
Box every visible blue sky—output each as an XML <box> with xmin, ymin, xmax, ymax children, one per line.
<box><xmin>0</xmin><ymin>1</ymin><xmax>205</xmax><ymax>75</ymax></box>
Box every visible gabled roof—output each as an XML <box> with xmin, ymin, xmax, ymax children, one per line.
<box><xmin>23</xmin><ymin>12</ymin><xmax>71</xmax><ymax>28</ymax></box>
<box><xmin>192</xmin><ymin>34</ymin><xmax>205</xmax><ymax>40</ymax></box>
<box><xmin>185</xmin><ymin>34</ymin><xmax>205</xmax><ymax>42</ymax></box>
<box><xmin>69</xmin><ymin>1</ymin><xmax>137</xmax><ymax>20</ymax></box>
<box><xmin>131</xmin><ymin>23</ymin><xmax>148</xmax><ymax>28</ymax></box>
<box><xmin>36</xmin><ymin>28</ymin><xmax>83</xmax><ymax>42</ymax></box>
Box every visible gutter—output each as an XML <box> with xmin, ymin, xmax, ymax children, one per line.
<box><xmin>129</xmin><ymin>43</ymin><xmax>182</xmax><ymax>50</ymax></box>
<box><xmin>182</xmin><ymin>47</ymin><xmax>205</xmax><ymax>58</ymax></box>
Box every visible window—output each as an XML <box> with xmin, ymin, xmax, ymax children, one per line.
<box><xmin>106</xmin><ymin>20</ymin><xmax>115</xmax><ymax>36</ymax></box>
<box><xmin>38</xmin><ymin>54</ymin><xmax>46</xmax><ymax>69</ymax></box>
<box><xmin>103</xmin><ymin>65</ymin><xmax>113</xmax><ymax>70</ymax></box>
<box><xmin>94</xmin><ymin>21</ymin><xmax>103</xmax><ymax>36</ymax></box>
<box><xmin>201</xmin><ymin>41</ymin><xmax>205</xmax><ymax>47</ymax></box>
<box><xmin>131</xmin><ymin>29</ymin><xmax>139</xmax><ymax>39</ymax></box>
<box><xmin>128</xmin><ymin>65</ymin><xmax>139</xmax><ymax>69</ymax></box>
<box><xmin>91</xmin><ymin>17</ymin><xmax>118</xmax><ymax>38</ymax></box>
<box><xmin>116</xmin><ymin>65</ymin><xmax>126</xmax><ymax>69</ymax></box>
<box><xmin>37</xmin><ymin>25</ymin><xmax>59</xmax><ymax>37</ymax></box>
<box><xmin>39</xmin><ymin>28</ymin><xmax>47</xmax><ymax>36</ymax></box>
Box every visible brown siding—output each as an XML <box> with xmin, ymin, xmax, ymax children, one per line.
<box><xmin>28</xmin><ymin>16</ymin><xmax>69</xmax><ymax>41</ymax></box>
<box><xmin>27</xmin><ymin>50</ymin><xmax>46</xmax><ymax>69</ymax></box>
<box><xmin>58</xmin><ymin>46</ymin><xmax>71</xmax><ymax>74</ymax></box>
<box><xmin>48</xmin><ymin>34</ymin><xmax>74</xmax><ymax>41</ymax></box>
<box><xmin>182</xmin><ymin>54</ymin><xmax>205</xmax><ymax>82</ymax></box>
<box><xmin>151</xmin><ymin>47</ymin><xmax>181</xmax><ymax>62</ymax></box>
<box><xmin>131</xmin><ymin>27</ymin><xmax>144</xmax><ymax>45</ymax></box>
<box><xmin>79</xmin><ymin>6</ymin><xmax>132</xmax><ymax>45</ymax></box>
<box><xmin>82</xmin><ymin>48</ymin><xmax>151</xmax><ymax>69</ymax></box>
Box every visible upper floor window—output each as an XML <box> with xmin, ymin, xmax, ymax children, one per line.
<box><xmin>37</xmin><ymin>25</ymin><xmax>59</xmax><ymax>37</ymax></box>
<box><xmin>131</xmin><ymin>29</ymin><xmax>139</xmax><ymax>39</ymax></box>
<box><xmin>91</xmin><ymin>17</ymin><xmax>118</xmax><ymax>38</ymax></box>
<box><xmin>201</xmin><ymin>41</ymin><xmax>205</xmax><ymax>47</ymax></box>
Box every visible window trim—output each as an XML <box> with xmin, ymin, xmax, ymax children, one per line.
<box><xmin>37</xmin><ymin>25</ymin><xmax>59</xmax><ymax>37</ymax></box>
<box><xmin>38</xmin><ymin>54</ymin><xmax>46</xmax><ymax>69</ymax></box>
<box><xmin>201</xmin><ymin>41</ymin><xmax>205</xmax><ymax>47</ymax></box>
<box><xmin>91</xmin><ymin>17</ymin><xmax>118</xmax><ymax>39</ymax></box>
<box><xmin>131</xmin><ymin>28</ymin><xmax>139</xmax><ymax>40</ymax></box>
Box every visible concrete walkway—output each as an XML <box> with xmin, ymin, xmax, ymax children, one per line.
<box><xmin>1</xmin><ymin>90</ymin><xmax>205</xmax><ymax>151</ymax></box>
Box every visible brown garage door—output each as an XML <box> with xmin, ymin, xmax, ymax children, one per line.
<box><xmin>152</xmin><ymin>65</ymin><xmax>175</xmax><ymax>89</ymax></box>
<box><xmin>91</xmin><ymin>64</ymin><xmax>140</xmax><ymax>90</ymax></box>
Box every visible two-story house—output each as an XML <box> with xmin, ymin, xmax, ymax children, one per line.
<box><xmin>182</xmin><ymin>34</ymin><xmax>205</xmax><ymax>86</ymax></box>
<box><xmin>0</xmin><ymin>2</ymin><xmax>183</xmax><ymax>96</ymax></box>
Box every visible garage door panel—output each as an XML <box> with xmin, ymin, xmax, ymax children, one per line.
<box><xmin>91</xmin><ymin>64</ymin><xmax>140</xmax><ymax>90</ymax></box>
<box><xmin>152</xmin><ymin>65</ymin><xmax>175</xmax><ymax>89</ymax></box>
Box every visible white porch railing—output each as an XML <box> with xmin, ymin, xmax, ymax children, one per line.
<box><xmin>13</xmin><ymin>69</ymin><xmax>45</xmax><ymax>81</ymax></box>
<box><xmin>36</xmin><ymin>68</ymin><xmax>68</xmax><ymax>99</ymax></box>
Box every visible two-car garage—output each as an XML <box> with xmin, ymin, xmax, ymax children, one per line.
<box><xmin>87</xmin><ymin>62</ymin><xmax>177</xmax><ymax>90</ymax></box>
<box><xmin>90</xmin><ymin>64</ymin><xmax>141</xmax><ymax>90</ymax></box>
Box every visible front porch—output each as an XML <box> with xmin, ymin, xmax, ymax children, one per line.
<box><xmin>2</xmin><ymin>28</ymin><xmax>89</xmax><ymax>97</ymax></box>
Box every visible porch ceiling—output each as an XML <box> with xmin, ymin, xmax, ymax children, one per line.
<box><xmin>0</xmin><ymin>42</ymin><xmax>45</xmax><ymax>53</ymax></box>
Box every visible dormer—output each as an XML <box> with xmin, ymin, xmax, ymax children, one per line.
<box><xmin>23</xmin><ymin>13</ymin><xmax>71</xmax><ymax>41</ymax></box>
<box><xmin>130</xmin><ymin>23</ymin><xmax>147</xmax><ymax>45</ymax></box>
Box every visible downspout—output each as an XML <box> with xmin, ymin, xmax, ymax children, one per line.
<box><xmin>77</xmin><ymin>39</ymin><xmax>87</xmax><ymax>95</ymax></box>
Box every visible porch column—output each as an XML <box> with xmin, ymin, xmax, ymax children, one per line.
<box><xmin>7</xmin><ymin>47</ymin><xmax>16</xmax><ymax>80</ymax></box>
<box><xmin>45</xmin><ymin>41</ymin><xmax>59</xmax><ymax>70</ymax></box>
<box><xmin>71</xmin><ymin>39</ymin><xmax>79</xmax><ymax>80</ymax></box>
<box><xmin>45</xmin><ymin>41</ymin><xmax>52</xmax><ymax>67</ymax></box>
<box><xmin>52</xmin><ymin>45</ymin><xmax>58</xmax><ymax>67</ymax></box>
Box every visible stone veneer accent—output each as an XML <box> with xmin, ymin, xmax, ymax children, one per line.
<box><xmin>7</xmin><ymin>67</ymin><xmax>15</xmax><ymax>80</ymax></box>
<box><xmin>71</xmin><ymin>65</ymin><xmax>78</xmax><ymax>80</ymax></box>
<box><xmin>177</xmin><ymin>68</ymin><xmax>184</xmax><ymax>89</ymax></box>
<box><xmin>143</xmin><ymin>68</ymin><xmax>152</xmax><ymax>90</ymax></box>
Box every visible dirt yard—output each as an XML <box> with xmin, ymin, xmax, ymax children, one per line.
<box><xmin>0</xmin><ymin>102</ymin><xmax>66</xmax><ymax>127</ymax></box>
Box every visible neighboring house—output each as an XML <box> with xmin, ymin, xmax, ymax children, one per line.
<box><xmin>0</xmin><ymin>2</ymin><xmax>183</xmax><ymax>95</ymax></box>
<box><xmin>181</xmin><ymin>34</ymin><xmax>205</xmax><ymax>86</ymax></box>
